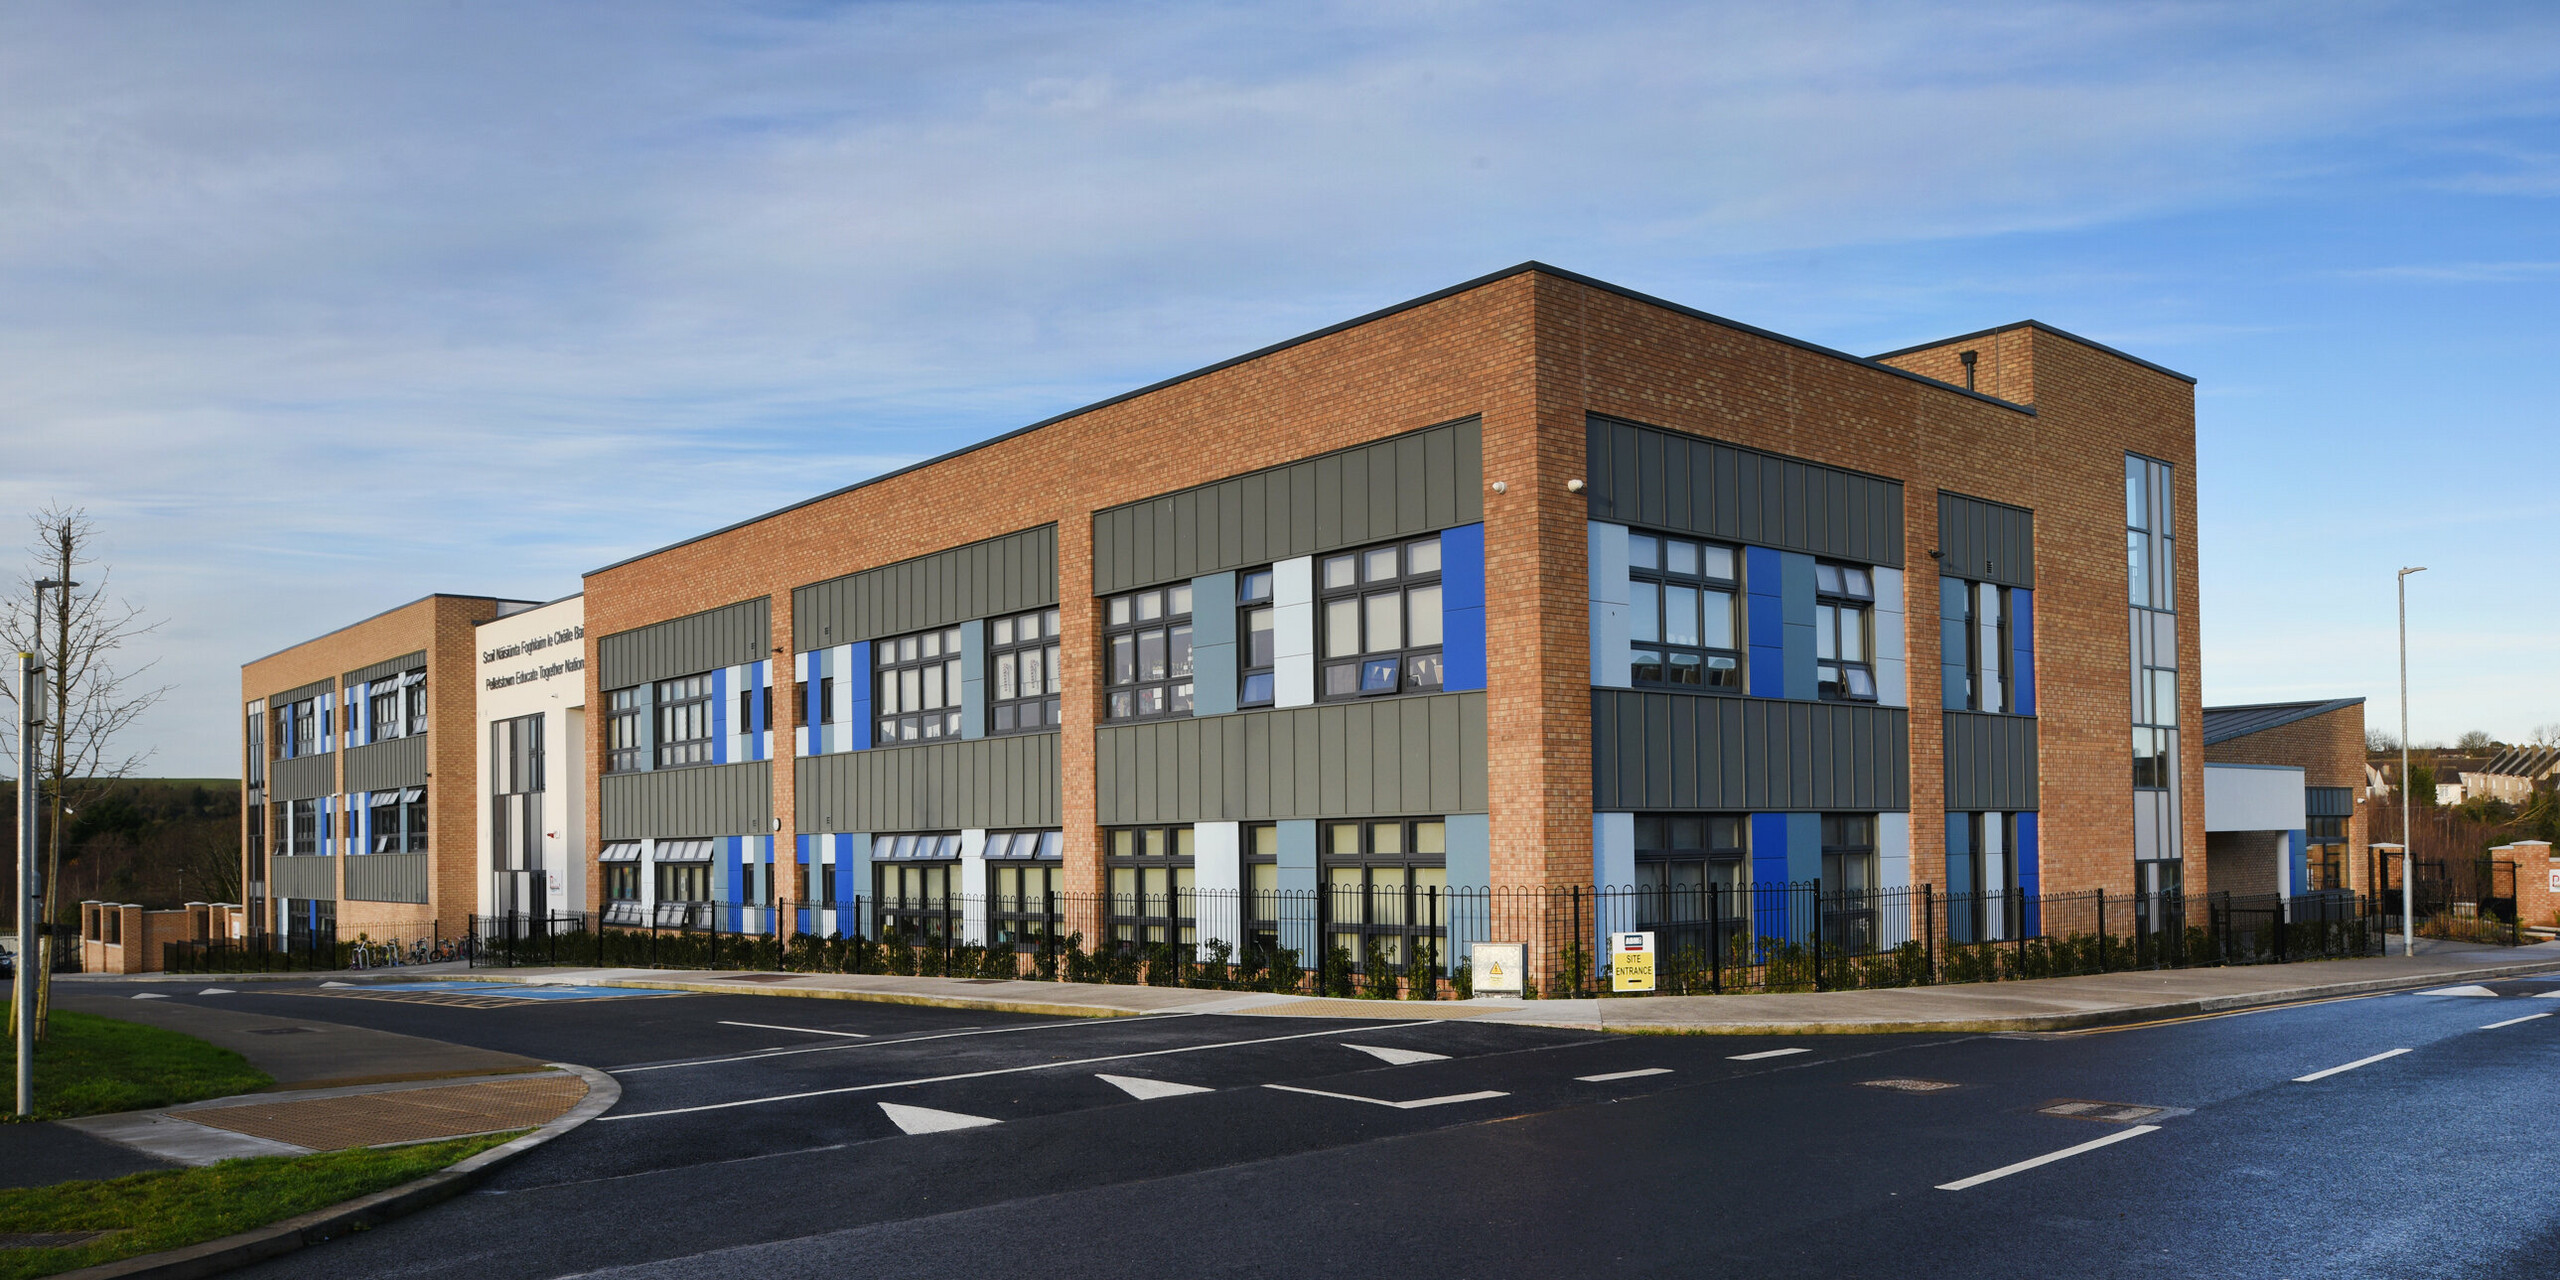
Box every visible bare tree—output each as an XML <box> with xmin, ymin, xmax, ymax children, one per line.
<box><xmin>2456</xmin><ymin>729</ymin><xmax>2497</xmax><ymax>752</ymax></box>
<box><xmin>2532</xmin><ymin>723</ymin><xmax>2560</xmax><ymax>749</ymax></box>
<box><xmin>2366</xmin><ymin>729</ymin><xmax>2400</xmax><ymax>754</ymax></box>
<box><xmin>0</xmin><ymin>505</ymin><xmax>169</xmax><ymax>1038</ymax></box>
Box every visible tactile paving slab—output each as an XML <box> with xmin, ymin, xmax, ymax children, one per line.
<box><xmin>179</xmin><ymin>1074</ymin><xmax>587</xmax><ymax>1151</ymax></box>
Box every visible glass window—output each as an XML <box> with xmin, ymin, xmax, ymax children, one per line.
<box><xmin>606</xmin><ymin>685</ymin><xmax>648</xmax><ymax>773</ymax></box>
<box><xmin>1629</xmin><ymin>535</ymin><xmax>1742</xmax><ymax>691</ymax></box>
<box><xmin>1105</xmin><ymin>825</ymin><xmax>1197</xmax><ymax>950</ymax></box>
<box><xmin>873</xmin><ymin>833</ymin><xmax>960</xmax><ymax>940</ymax></box>
<box><xmin>986</xmin><ymin>829</ymin><xmax>1065</xmax><ymax>950</ymax></box>
<box><xmin>1240</xmin><ymin>570</ymin><xmax>1276</xmax><ymax>707</ymax></box>
<box><xmin>653</xmin><ymin>674</ymin><xmax>715</xmax><ymax>768</ymax></box>
<box><xmin>1632</xmin><ymin>815</ymin><xmax>1750</xmax><ymax>956</ymax></box>
<box><xmin>1814</xmin><ymin>561</ymin><xmax>1877</xmax><ymax>703</ymax></box>
<box><xmin>1320</xmin><ymin>817</ymin><xmax>1449</xmax><ymax>971</ymax></box>
<box><xmin>1105</xmin><ymin>587</ymin><xmax>1193</xmax><ymax>722</ymax></box>
<box><xmin>1319</xmin><ymin>537</ymin><xmax>1444</xmax><ymax>701</ymax></box>
<box><xmin>1819</xmin><ymin>814</ymin><xmax>1879</xmax><ymax>952</ymax></box>
<box><xmin>990</xmin><ymin>609</ymin><xmax>1063</xmax><ymax>735</ymax></box>
<box><xmin>2125</xmin><ymin>455</ymin><xmax>2148</xmax><ymax>531</ymax></box>
<box><xmin>876</xmin><ymin>627</ymin><xmax>965</xmax><ymax>743</ymax></box>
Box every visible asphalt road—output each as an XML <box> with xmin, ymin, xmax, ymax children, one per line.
<box><xmin>99</xmin><ymin>972</ymin><xmax>2560</xmax><ymax>1279</ymax></box>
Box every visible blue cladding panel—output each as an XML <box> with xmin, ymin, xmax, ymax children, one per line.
<box><xmin>795</xmin><ymin>833</ymin><xmax>810</xmax><ymax>865</ymax></box>
<box><xmin>1749</xmin><ymin>644</ymin><xmax>1784</xmax><ymax>697</ymax></box>
<box><xmin>1781</xmin><ymin>552</ymin><xmax>1817</xmax><ymax>700</ymax></box>
<box><xmin>2288</xmin><ymin>829</ymin><xmax>2309</xmax><ymax>897</ymax></box>
<box><xmin>1751</xmin><ymin>812</ymin><xmax>1790</xmax><ymax>937</ymax></box>
<box><xmin>847</xmin><ymin>641</ymin><xmax>873</xmax><ymax>751</ymax></box>
<box><xmin>2016</xmin><ymin>813</ymin><xmax>2041</xmax><ymax>934</ymax></box>
<box><xmin>1746</xmin><ymin>546</ymin><xmax>1785</xmax><ymax>697</ymax></box>
<box><xmin>1441</xmin><ymin>523</ymin><xmax>1487</xmax><ymax>693</ymax></box>
<box><xmin>2012</xmin><ymin>590</ymin><xmax>2036</xmax><ymax>715</ymax></box>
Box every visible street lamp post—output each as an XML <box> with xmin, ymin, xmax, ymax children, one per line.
<box><xmin>2397</xmin><ymin>566</ymin><xmax>2426</xmax><ymax>959</ymax></box>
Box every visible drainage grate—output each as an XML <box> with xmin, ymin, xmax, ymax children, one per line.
<box><xmin>245</xmin><ymin>1027</ymin><xmax>317</xmax><ymax>1036</ymax></box>
<box><xmin>2038</xmin><ymin>1100</ymin><xmax>2166</xmax><ymax>1124</ymax></box>
<box><xmin>1861</xmin><ymin>1078</ymin><xmax>1961</xmax><ymax>1093</ymax></box>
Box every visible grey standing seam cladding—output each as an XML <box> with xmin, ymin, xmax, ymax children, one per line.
<box><xmin>268</xmin><ymin>754</ymin><xmax>338</xmax><ymax>803</ymax></box>
<box><xmin>341</xmin><ymin>736</ymin><xmax>428</xmax><ymax>793</ymax></box>
<box><xmin>343</xmin><ymin>650</ymin><xmax>428</xmax><ymax>688</ymax></box>
<box><xmin>1591</xmin><ymin>690</ymin><xmax>1909</xmax><ymax>811</ymax></box>
<box><xmin>270</xmin><ymin>678</ymin><xmax>335</xmax><ymax>709</ymax></box>
<box><xmin>794</xmin><ymin>733</ymin><xmax>1060</xmax><ymax>832</ymax></box>
<box><xmin>2306</xmin><ymin>786</ymin><xmax>2353</xmax><ymax>818</ymax></box>
<box><xmin>343</xmin><ymin>853</ymin><xmax>429</xmax><ymax>904</ymax></box>
<box><xmin>1583</xmin><ymin>416</ymin><xmax>1904</xmax><ymax>568</ymax></box>
<box><xmin>1935</xmin><ymin>492</ymin><xmax>2035</xmax><ymax>588</ymax></box>
<box><xmin>1090</xmin><ymin>419</ymin><xmax>1483</xmax><ymax>596</ymax></box>
<box><xmin>793</xmin><ymin>526</ymin><xmax>1058</xmax><ymax>651</ymax></box>
<box><xmin>1094</xmin><ymin>693</ymin><xmax>1487</xmax><ymax>825</ymax></box>
<box><xmin>1941</xmin><ymin>711</ymin><xmax>2040</xmax><ymax>811</ymax></box>
<box><xmin>598</xmin><ymin>599</ymin><xmax>772</xmax><ymax>692</ymax></box>
<box><xmin>601</xmin><ymin>761</ymin><xmax>774</xmax><ymax>840</ymax></box>
<box><xmin>267</xmin><ymin>855</ymin><xmax>338</xmax><ymax>901</ymax></box>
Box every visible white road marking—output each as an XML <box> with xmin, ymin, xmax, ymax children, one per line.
<box><xmin>2419</xmin><ymin>985</ymin><xmax>2499</xmax><ymax>997</ymax></box>
<box><xmin>1345</xmin><ymin>1044</ymin><xmax>1449</xmax><ymax>1066</ymax></box>
<box><xmin>602</xmin><ymin>1021</ymin><xmax>1423</xmax><ymax>1120</ymax></box>
<box><xmin>131</xmin><ymin>993</ymin><xmax>168</xmax><ymax>1000</ymax></box>
<box><xmin>2294</xmin><ymin>1048</ymin><xmax>2412</xmax><ymax>1082</ymax></box>
<box><xmin>1097</xmin><ymin>1073</ymin><xmax>1215</xmax><ymax>1100</ymax></box>
<box><xmin>2534</xmin><ymin>991</ymin><xmax>2560</xmax><ymax>999</ymax></box>
<box><xmin>197</xmin><ymin>988</ymin><xmax>235</xmax><ymax>995</ymax></box>
<box><xmin>1728</xmin><ymin>1047</ymin><xmax>1810</xmax><ymax>1061</ymax></box>
<box><xmin>1263</xmin><ymin>1084</ymin><xmax>1509</xmax><ymax>1110</ymax></box>
<box><xmin>615</xmin><ymin>1014</ymin><xmax>1198</xmax><ymax>1073</ymax></box>
<box><xmin>1577</xmin><ymin>1068</ymin><xmax>1673</xmax><ymax>1082</ymax></box>
<box><xmin>879</xmin><ymin>1103</ymin><xmax>1001</xmax><ymax>1135</ymax></box>
<box><xmin>718</xmin><ymin>1021</ymin><xmax>869</xmax><ymax>1039</ymax></box>
<box><xmin>1937</xmin><ymin>1125</ymin><xmax>2159</xmax><ymax>1191</ymax></box>
<box><xmin>2481</xmin><ymin>1013</ymin><xmax>2551</xmax><ymax>1030</ymax></box>
<box><xmin>320</xmin><ymin>981</ymin><xmax>353</xmax><ymax>988</ymax></box>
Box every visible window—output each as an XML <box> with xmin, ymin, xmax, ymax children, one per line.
<box><xmin>872</xmin><ymin>833</ymin><xmax>961</xmax><ymax>938</ymax></box>
<box><xmin>604</xmin><ymin>862</ymin><xmax>640</xmax><ymax>903</ymax></box>
<box><xmin>876</xmin><ymin>628</ymin><xmax>963</xmax><ymax>743</ymax></box>
<box><xmin>606</xmin><ymin>685</ymin><xmax>647</xmax><ymax>773</ymax></box>
<box><xmin>991</xmin><ymin>609</ymin><xmax>1063</xmax><ymax>733</ymax></box>
<box><xmin>370</xmin><ymin>787</ymin><xmax>429</xmax><ymax>853</ymax></box>
<box><xmin>1819</xmin><ymin>814</ymin><xmax>1878</xmax><ymax>952</ymax></box>
<box><xmin>736</xmin><ymin>684</ymin><xmax>770</xmax><ymax>740</ymax></box>
<box><xmin>1244</xmin><ymin>822</ymin><xmax>1281</xmax><ymax>954</ymax></box>
<box><xmin>2308</xmin><ymin>814</ymin><xmax>2348</xmax><ymax>891</ymax></box>
<box><xmin>1239</xmin><ymin>570</ymin><xmax>1276</xmax><ymax>707</ymax></box>
<box><xmin>1633</xmin><ymin>815</ymin><xmax>1749</xmax><ymax>960</ymax></box>
<box><xmin>1319</xmin><ymin>537</ymin><xmax>1443</xmax><ymax>700</ymax></box>
<box><xmin>372</xmin><ymin>680</ymin><xmax>402</xmax><ymax>742</ymax></box>
<box><xmin>651</xmin><ymin>675</ymin><xmax>714</xmax><ymax>767</ymax></box>
<box><xmin>245</xmin><ymin>801</ymin><xmax>264</xmax><ymax>861</ymax></box>
<box><xmin>292</xmin><ymin>699</ymin><xmax>316</xmax><ymax>757</ymax></box>
<box><xmin>405</xmin><ymin>670</ymin><xmax>427</xmax><ymax>736</ymax></box>
<box><xmin>1106</xmin><ymin>825</ymin><xmax>1195</xmax><ymax>949</ymax></box>
<box><xmin>244</xmin><ymin>705</ymin><xmax>266</xmax><ymax>788</ymax></box>
<box><xmin>403</xmin><ymin>787</ymin><xmax>429</xmax><ymax>852</ymax></box>
<box><xmin>987</xmin><ymin>831</ymin><xmax>1065</xmax><ymax>948</ymax></box>
<box><xmin>1321</xmin><ymin>818</ymin><xmax>1448</xmax><ymax>969</ymax></box>
<box><xmin>1105</xmin><ymin>586</ymin><xmax>1193</xmax><ymax>720</ymax></box>
<box><xmin>491</xmin><ymin>714</ymin><xmax>543</xmax><ymax>874</ymax></box>
<box><xmin>1814</xmin><ymin>562</ymin><xmax>1877</xmax><ymax>702</ymax></box>
<box><xmin>287</xmin><ymin>798</ymin><xmax>317</xmax><ymax>856</ymax></box>
<box><xmin>656</xmin><ymin>861</ymin><xmax>711</xmax><ymax>905</ymax></box>
<box><xmin>1628</xmin><ymin>533</ymin><xmax>1742</xmax><ymax>690</ymax></box>
<box><xmin>1940</xmin><ymin>580</ymin><xmax>2016</xmax><ymax>713</ymax></box>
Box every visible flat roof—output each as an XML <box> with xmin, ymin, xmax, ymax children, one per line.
<box><xmin>587</xmin><ymin>262</ymin><xmax>2066</xmax><ymax>578</ymax></box>
<box><xmin>2201</xmin><ymin>697</ymin><xmax>2367</xmax><ymax>747</ymax></box>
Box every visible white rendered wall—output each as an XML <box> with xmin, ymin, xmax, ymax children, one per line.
<box><xmin>472</xmin><ymin>595</ymin><xmax>587</xmax><ymax>918</ymax></box>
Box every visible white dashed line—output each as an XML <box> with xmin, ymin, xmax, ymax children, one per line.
<box><xmin>1577</xmin><ymin>1068</ymin><xmax>1673</xmax><ymax>1083</ymax></box>
<box><xmin>1937</xmin><ymin>1125</ymin><xmax>2159</xmax><ymax>1191</ymax></box>
<box><xmin>1728</xmin><ymin>1047</ymin><xmax>1810</xmax><ymax>1061</ymax></box>
<box><xmin>1263</xmin><ymin>1084</ymin><xmax>1509</xmax><ymax>1110</ymax></box>
<box><xmin>718</xmin><ymin>1021</ymin><xmax>869</xmax><ymax>1038</ymax></box>
<box><xmin>2294</xmin><ymin>1048</ymin><xmax>2411</xmax><ymax>1082</ymax></box>
<box><xmin>2481</xmin><ymin>1013</ymin><xmax>2551</xmax><ymax>1030</ymax></box>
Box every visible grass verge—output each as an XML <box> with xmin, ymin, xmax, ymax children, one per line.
<box><xmin>0</xmin><ymin>1131</ymin><xmax>519</xmax><ymax>1279</ymax></box>
<box><xmin>2</xmin><ymin>1008</ymin><xmax>271</xmax><ymax>1121</ymax></box>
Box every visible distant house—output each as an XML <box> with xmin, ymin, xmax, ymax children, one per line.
<box><xmin>2461</xmin><ymin>746</ymin><xmax>2560</xmax><ymax>806</ymax></box>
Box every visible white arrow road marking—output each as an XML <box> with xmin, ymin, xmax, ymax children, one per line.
<box><xmin>2419</xmin><ymin>985</ymin><xmax>2499</xmax><ymax>997</ymax></box>
<box><xmin>2481</xmin><ymin>1013</ymin><xmax>2551</xmax><ymax>1030</ymax></box>
<box><xmin>878</xmin><ymin>1103</ymin><xmax>1002</xmax><ymax>1135</ymax></box>
<box><xmin>719</xmin><ymin>1021</ymin><xmax>868</xmax><ymax>1038</ymax></box>
<box><xmin>197</xmin><ymin>988</ymin><xmax>235</xmax><ymax>995</ymax></box>
<box><xmin>1937</xmin><ymin>1125</ymin><xmax>2160</xmax><ymax>1191</ymax></box>
<box><xmin>2533</xmin><ymin>990</ymin><xmax>2560</xmax><ymax>999</ymax></box>
<box><xmin>1577</xmin><ymin>1068</ymin><xmax>1673</xmax><ymax>1083</ymax></box>
<box><xmin>1263</xmin><ymin>1084</ymin><xmax>1508</xmax><ymax>1110</ymax></box>
<box><xmin>320</xmin><ymin>981</ymin><xmax>354</xmax><ymax>988</ymax></box>
<box><xmin>1728</xmin><ymin>1047</ymin><xmax>1810</xmax><ymax>1061</ymax></box>
<box><xmin>2294</xmin><ymin>1048</ymin><xmax>2412</xmax><ymax>1082</ymax></box>
<box><xmin>131</xmin><ymin>993</ymin><xmax>169</xmax><ymax>1000</ymax></box>
<box><xmin>1097</xmin><ymin>1073</ymin><xmax>1215</xmax><ymax>1100</ymax></box>
<box><xmin>1345</xmin><ymin>1044</ymin><xmax>1449</xmax><ymax>1066</ymax></box>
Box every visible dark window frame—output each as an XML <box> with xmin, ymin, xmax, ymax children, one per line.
<box><xmin>990</xmin><ymin>608</ymin><xmax>1064</xmax><ymax>735</ymax></box>
<box><xmin>1319</xmin><ymin>817</ymin><xmax>1449</xmax><ymax>970</ymax></box>
<box><xmin>1628</xmin><ymin>532</ymin><xmax>1743</xmax><ymax>692</ymax></box>
<box><xmin>606</xmin><ymin>685</ymin><xmax>647</xmax><ymax>774</ymax></box>
<box><xmin>986</xmin><ymin>830</ymin><xmax>1065</xmax><ymax>948</ymax></box>
<box><xmin>653</xmin><ymin>674</ymin><xmax>715</xmax><ymax>769</ymax></box>
<box><xmin>1104</xmin><ymin>586</ymin><xmax>1194</xmax><ymax>722</ymax></box>
<box><xmin>1238</xmin><ymin>570</ymin><xmax>1276</xmax><ymax>708</ymax></box>
<box><xmin>875</xmin><ymin>627</ymin><xmax>964</xmax><ymax>745</ymax></box>
<box><xmin>1813</xmin><ymin>561</ymin><xmax>1879</xmax><ymax>703</ymax></box>
<box><xmin>1105</xmin><ymin>825</ymin><xmax>1195</xmax><ymax>950</ymax></box>
<box><xmin>1317</xmin><ymin>537</ymin><xmax>1445</xmax><ymax>702</ymax></box>
<box><xmin>871</xmin><ymin>832</ymin><xmax>961</xmax><ymax>938</ymax></box>
<box><xmin>1819</xmin><ymin>813</ymin><xmax>1879</xmax><ymax>952</ymax></box>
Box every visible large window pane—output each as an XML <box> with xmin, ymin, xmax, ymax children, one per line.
<box><xmin>1364</xmin><ymin>592</ymin><xmax>1402</xmax><ymax>653</ymax></box>
<box><xmin>1407</xmin><ymin>584</ymin><xmax>1442</xmax><ymax>647</ymax></box>
<box><xmin>1629</xmin><ymin>582</ymin><xmax>1658</xmax><ymax>643</ymax></box>
<box><xmin>1664</xmin><ymin>585</ymin><xmax>1700</xmax><ymax>646</ymax></box>
<box><xmin>1324</xmin><ymin>598</ymin><xmax>1360</xmax><ymax>659</ymax></box>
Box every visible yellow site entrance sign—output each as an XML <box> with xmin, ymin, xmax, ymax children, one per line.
<box><xmin>1610</xmin><ymin>931</ymin><xmax>1656</xmax><ymax>992</ymax></box>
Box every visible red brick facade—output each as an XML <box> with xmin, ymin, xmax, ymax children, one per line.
<box><xmin>2204</xmin><ymin>702</ymin><xmax>2371</xmax><ymax>894</ymax></box>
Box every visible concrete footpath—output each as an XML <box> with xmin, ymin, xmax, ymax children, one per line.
<box><xmin>447</xmin><ymin>937</ymin><xmax>2560</xmax><ymax>1033</ymax></box>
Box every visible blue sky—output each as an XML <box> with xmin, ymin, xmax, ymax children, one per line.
<box><xmin>3</xmin><ymin>1</ymin><xmax>2555</xmax><ymax>775</ymax></box>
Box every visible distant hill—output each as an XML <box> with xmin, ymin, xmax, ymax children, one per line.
<box><xmin>1</xmin><ymin>778</ymin><xmax>241</xmax><ymax>913</ymax></box>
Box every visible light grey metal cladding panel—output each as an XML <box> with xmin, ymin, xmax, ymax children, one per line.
<box><xmin>1094</xmin><ymin>693</ymin><xmax>1486</xmax><ymax>825</ymax></box>
<box><xmin>1942</xmin><ymin>711</ymin><xmax>2040</xmax><ymax>811</ymax></box>
<box><xmin>599</xmin><ymin>599</ymin><xmax>771</xmax><ymax>691</ymax></box>
<box><xmin>344</xmin><ymin>853</ymin><xmax>429</xmax><ymax>904</ymax></box>
<box><xmin>1583</xmin><ymin>416</ymin><xmax>1905</xmax><ymax>569</ymax></box>
<box><xmin>272</xmin><ymin>677</ymin><xmax>334</xmax><ymax>708</ymax></box>
<box><xmin>345</xmin><ymin>650</ymin><xmax>428</xmax><ymax>687</ymax></box>
<box><xmin>268</xmin><ymin>856</ymin><xmax>338</xmax><ymax>901</ymax></box>
<box><xmin>792</xmin><ymin>526</ymin><xmax>1058</xmax><ymax>651</ymax></box>
<box><xmin>1091</xmin><ymin>419</ymin><xmax>1484</xmax><ymax>595</ymax></box>
<box><xmin>793</xmin><ymin>734</ymin><xmax>1060</xmax><ymax>833</ymax></box>
<box><xmin>601</xmin><ymin>761</ymin><xmax>774</xmax><ymax>840</ymax></box>
<box><xmin>269</xmin><ymin>753</ymin><xmax>338</xmax><ymax>802</ymax></box>
<box><xmin>1591</xmin><ymin>690</ymin><xmax>1909</xmax><ymax>812</ymax></box>
<box><xmin>341</xmin><ymin>735</ymin><xmax>428</xmax><ymax>793</ymax></box>
<box><xmin>1936</xmin><ymin>492</ymin><xmax>2035</xmax><ymax>588</ymax></box>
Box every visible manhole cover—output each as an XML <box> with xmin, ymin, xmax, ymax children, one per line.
<box><xmin>1861</xmin><ymin>1078</ymin><xmax>1960</xmax><ymax>1093</ymax></box>
<box><xmin>2039</xmin><ymin>1100</ymin><xmax>2166</xmax><ymax>1124</ymax></box>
